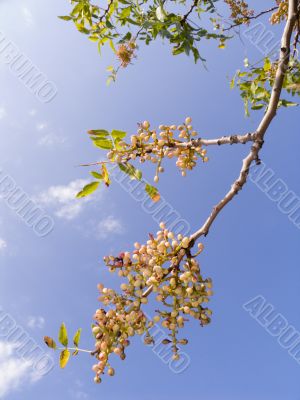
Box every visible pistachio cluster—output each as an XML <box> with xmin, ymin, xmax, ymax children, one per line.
<box><xmin>91</xmin><ymin>223</ymin><xmax>213</xmax><ymax>383</ymax></box>
<box><xmin>116</xmin><ymin>41</ymin><xmax>137</xmax><ymax>68</ymax></box>
<box><xmin>271</xmin><ymin>1</ymin><xmax>288</xmax><ymax>24</ymax></box>
<box><xmin>224</xmin><ymin>0</ymin><xmax>254</xmax><ymax>24</ymax></box>
<box><xmin>107</xmin><ymin>117</ymin><xmax>208</xmax><ymax>182</ymax></box>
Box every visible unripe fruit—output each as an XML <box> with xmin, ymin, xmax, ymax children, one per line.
<box><xmin>107</xmin><ymin>367</ymin><xmax>115</xmax><ymax>376</ymax></box>
<box><xmin>181</xmin><ymin>237</ymin><xmax>190</xmax><ymax>248</ymax></box>
<box><xmin>92</xmin><ymin>326</ymin><xmax>101</xmax><ymax>335</ymax></box>
<box><xmin>142</xmin><ymin>121</ymin><xmax>150</xmax><ymax>129</ymax></box>
<box><xmin>114</xmin><ymin>348</ymin><xmax>121</xmax><ymax>356</ymax></box>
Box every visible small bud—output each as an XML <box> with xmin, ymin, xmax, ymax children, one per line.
<box><xmin>142</xmin><ymin>121</ymin><xmax>150</xmax><ymax>130</ymax></box>
<box><xmin>181</xmin><ymin>237</ymin><xmax>190</xmax><ymax>248</ymax></box>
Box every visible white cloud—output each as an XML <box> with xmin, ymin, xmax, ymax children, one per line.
<box><xmin>28</xmin><ymin>109</ymin><xmax>37</xmax><ymax>117</ymax></box>
<box><xmin>97</xmin><ymin>216</ymin><xmax>124</xmax><ymax>239</ymax></box>
<box><xmin>0</xmin><ymin>108</ymin><xmax>6</xmax><ymax>120</ymax></box>
<box><xmin>22</xmin><ymin>7</ymin><xmax>33</xmax><ymax>26</ymax></box>
<box><xmin>36</xmin><ymin>122</ymin><xmax>47</xmax><ymax>131</ymax></box>
<box><xmin>0</xmin><ymin>342</ymin><xmax>41</xmax><ymax>398</ymax></box>
<box><xmin>36</xmin><ymin>179</ymin><xmax>96</xmax><ymax>220</ymax></box>
<box><xmin>37</xmin><ymin>133</ymin><xmax>67</xmax><ymax>148</ymax></box>
<box><xmin>74</xmin><ymin>391</ymin><xmax>88</xmax><ymax>400</ymax></box>
<box><xmin>0</xmin><ymin>239</ymin><xmax>7</xmax><ymax>252</ymax></box>
<box><xmin>27</xmin><ymin>316</ymin><xmax>45</xmax><ymax>330</ymax></box>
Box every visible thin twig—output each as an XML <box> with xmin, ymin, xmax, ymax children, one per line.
<box><xmin>224</xmin><ymin>6</ymin><xmax>279</xmax><ymax>31</ymax></box>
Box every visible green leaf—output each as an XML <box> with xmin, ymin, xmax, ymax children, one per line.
<box><xmin>76</xmin><ymin>24</ymin><xmax>90</xmax><ymax>34</ymax></box>
<box><xmin>58</xmin><ymin>15</ymin><xmax>73</xmax><ymax>21</ymax></box>
<box><xmin>92</xmin><ymin>138</ymin><xmax>113</xmax><ymax>150</ymax></box>
<box><xmin>263</xmin><ymin>57</ymin><xmax>271</xmax><ymax>72</ymax></box>
<box><xmin>59</xmin><ymin>323</ymin><xmax>68</xmax><ymax>347</ymax></box>
<box><xmin>101</xmin><ymin>164</ymin><xmax>111</xmax><ymax>187</ymax></box>
<box><xmin>281</xmin><ymin>99</ymin><xmax>298</xmax><ymax>107</ymax></box>
<box><xmin>87</xmin><ymin>129</ymin><xmax>109</xmax><ymax>138</ymax></box>
<box><xmin>44</xmin><ymin>336</ymin><xmax>57</xmax><ymax>350</ymax></box>
<box><xmin>118</xmin><ymin>163</ymin><xmax>142</xmax><ymax>180</ymax></box>
<box><xmin>76</xmin><ymin>181</ymin><xmax>100</xmax><ymax>198</ymax></box>
<box><xmin>251</xmin><ymin>104</ymin><xmax>264</xmax><ymax>110</ymax></box>
<box><xmin>73</xmin><ymin>328</ymin><xmax>82</xmax><ymax>347</ymax></box>
<box><xmin>60</xmin><ymin>349</ymin><xmax>71</xmax><ymax>369</ymax></box>
<box><xmin>119</xmin><ymin>6</ymin><xmax>131</xmax><ymax>19</ymax></box>
<box><xmin>109</xmin><ymin>39</ymin><xmax>116</xmax><ymax>53</ymax></box>
<box><xmin>111</xmin><ymin>130</ymin><xmax>127</xmax><ymax>140</ymax></box>
<box><xmin>145</xmin><ymin>184</ymin><xmax>160</xmax><ymax>202</ymax></box>
<box><xmin>90</xmin><ymin>171</ymin><xmax>103</xmax><ymax>179</ymax></box>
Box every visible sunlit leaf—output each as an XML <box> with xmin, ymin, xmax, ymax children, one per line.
<box><xmin>58</xmin><ymin>15</ymin><xmax>73</xmax><ymax>21</ymax></box>
<box><xmin>87</xmin><ymin>129</ymin><xmax>109</xmax><ymax>138</ymax></box>
<box><xmin>118</xmin><ymin>163</ymin><xmax>142</xmax><ymax>180</ymax></box>
<box><xmin>145</xmin><ymin>184</ymin><xmax>160</xmax><ymax>202</ymax></box>
<box><xmin>101</xmin><ymin>164</ymin><xmax>111</xmax><ymax>187</ymax></box>
<box><xmin>59</xmin><ymin>323</ymin><xmax>68</xmax><ymax>347</ymax></box>
<box><xmin>76</xmin><ymin>181</ymin><xmax>100</xmax><ymax>198</ymax></box>
<box><xmin>92</xmin><ymin>138</ymin><xmax>113</xmax><ymax>150</ymax></box>
<box><xmin>73</xmin><ymin>328</ymin><xmax>82</xmax><ymax>347</ymax></box>
<box><xmin>60</xmin><ymin>349</ymin><xmax>71</xmax><ymax>369</ymax></box>
<box><xmin>90</xmin><ymin>171</ymin><xmax>103</xmax><ymax>179</ymax></box>
<box><xmin>111</xmin><ymin>130</ymin><xmax>126</xmax><ymax>140</ymax></box>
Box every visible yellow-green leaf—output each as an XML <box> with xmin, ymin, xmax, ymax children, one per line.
<box><xmin>145</xmin><ymin>184</ymin><xmax>160</xmax><ymax>202</ymax></box>
<box><xmin>118</xmin><ymin>163</ymin><xmax>142</xmax><ymax>180</ymax></box>
<box><xmin>73</xmin><ymin>328</ymin><xmax>82</xmax><ymax>347</ymax></box>
<box><xmin>76</xmin><ymin>181</ymin><xmax>100</xmax><ymax>198</ymax></box>
<box><xmin>111</xmin><ymin>130</ymin><xmax>126</xmax><ymax>140</ymax></box>
<box><xmin>101</xmin><ymin>164</ymin><xmax>111</xmax><ymax>187</ymax></box>
<box><xmin>58</xmin><ymin>323</ymin><xmax>68</xmax><ymax>347</ymax></box>
<box><xmin>60</xmin><ymin>349</ymin><xmax>71</xmax><ymax>369</ymax></box>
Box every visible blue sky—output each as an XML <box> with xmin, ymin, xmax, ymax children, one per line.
<box><xmin>0</xmin><ymin>0</ymin><xmax>300</xmax><ymax>399</ymax></box>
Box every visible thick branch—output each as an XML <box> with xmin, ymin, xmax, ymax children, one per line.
<box><xmin>80</xmin><ymin>132</ymin><xmax>257</xmax><ymax>167</ymax></box>
<box><xmin>182</xmin><ymin>132</ymin><xmax>256</xmax><ymax>147</ymax></box>
<box><xmin>190</xmin><ymin>0</ymin><xmax>298</xmax><ymax>242</ymax></box>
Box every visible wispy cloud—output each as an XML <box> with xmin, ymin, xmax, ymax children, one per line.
<box><xmin>28</xmin><ymin>109</ymin><xmax>37</xmax><ymax>117</ymax></box>
<box><xmin>36</xmin><ymin>122</ymin><xmax>47</xmax><ymax>131</ymax></box>
<box><xmin>0</xmin><ymin>107</ymin><xmax>6</xmax><ymax>120</ymax></box>
<box><xmin>36</xmin><ymin>179</ymin><xmax>98</xmax><ymax>220</ymax></box>
<box><xmin>37</xmin><ymin>133</ymin><xmax>67</xmax><ymax>148</ymax></box>
<box><xmin>0</xmin><ymin>239</ymin><xmax>7</xmax><ymax>252</ymax></box>
<box><xmin>0</xmin><ymin>342</ymin><xmax>41</xmax><ymax>398</ymax></box>
<box><xmin>73</xmin><ymin>391</ymin><xmax>89</xmax><ymax>400</ymax></box>
<box><xmin>22</xmin><ymin>6</ymin><xmax>34</xmax><ymax>27</ymax></box>
<box><xmin>27</xmin><ymin>316</ymin><xmax>45</xmax><ymax>330</ymax></box>
<box><xmin>97</xmin><ymin>216</ymin><xmax>124</xmax><ymax>239</ymax></box>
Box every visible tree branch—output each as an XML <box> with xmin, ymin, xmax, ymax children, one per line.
<box><xmin>140</xmin><ymin>0</ymin><xmax>298</xmax><ymax>302</ymax></box>
<box><xmin>80</xmin><ymin>132</ymin><xmax>257</xmax><ymax>167</ymax></box>
<box><xmin>224</xmin><ymin>6</ymin><xmax>279</xmax><ymax>31</ymax></box>
<box><xmin>181</xmin><ymin>0</ymin><xmax>199</xmax><ymax>25</ymax></box>
<box><xmin>190</xmin><ymin>0</ymin><xmax>298</xmax><ymax>242</ymax></box>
